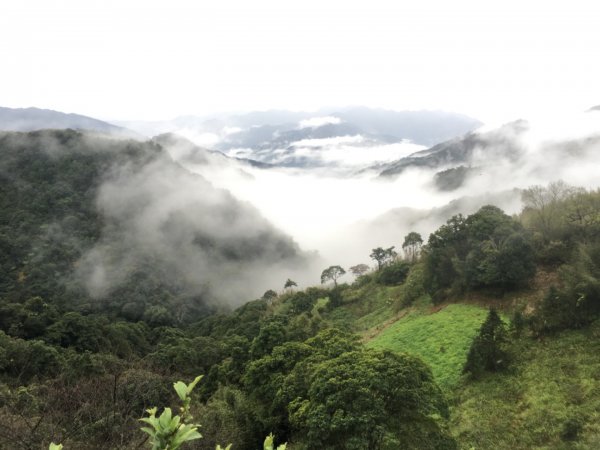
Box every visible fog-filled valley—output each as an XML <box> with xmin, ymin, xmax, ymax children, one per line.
<box><xmin>148</xmin><ymin>108</ymin><xmax>600</xmax><ymax>286</ymax></box>
<box><xmin>2</xmin><ymin>105</ymin><xmax>600</xmax><ymax>307</ymax></box>
<box><xmin>4</xmin><ymin>2</ymin><xmax>600</xmax><ymax>448</ymax></box>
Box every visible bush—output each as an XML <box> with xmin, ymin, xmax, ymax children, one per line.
<box><xmin>377</xmin><ymin>261</ymin><xmax>410</xmax><ymax>286</ymax></box>
<box><xmin>395</xmin><ymin>263</ymin><xmax>426</xmax><ymax>309</ymax></box>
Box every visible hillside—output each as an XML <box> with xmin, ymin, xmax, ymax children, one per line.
<box><xmin>1</xmin><ymin>149</ymin><xmax>600</xmax><ymax>448</ymax></box>
<box><xmin>377</xmin><ymin>120</ymin><xmax>527</xmax><ymax>178</ymax></box>
<box><xmin>0</xmin><ymin>130</ymin><xmax>311</xmax><ymax>323</ymax></box>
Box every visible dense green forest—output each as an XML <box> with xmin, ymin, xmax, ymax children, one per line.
<box><xmin>1</xmin><ymin>131</ymin><xmax>600</xmax><ymax>449</ymax></box>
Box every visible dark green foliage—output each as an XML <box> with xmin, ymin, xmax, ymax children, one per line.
<box><xmin>463</xmin><ymin>309</ymin><xmax>509</xmax><ymax>377</ymax></box>
<box><xmin>370</xmin><ymin>246</ymin><xmax>397</xmax><ymax>271</ymax></box>
<box><xmin>250</xmin><ymin>319</ymin><xmax>288</xmax><ymax>359</ymax></box>
<box><xmin>289</xmin><ymin>349</ymin><xmax>456</xmax><ymax>449</ymax></box>
<box><xmin>195</xmin><ymin>386</ymin><xmax>260</xmax><ymax>450</ymax></box>
<box><xmin>377</xmin><ymin>261</ymin><xmax>410</xmax><ymax>286</ymax></box>
<box><xmin>531</xmin><ymin>244</ymin><xmax>600</xmax><ymax>334</ymax></box>
<box><xmin>0</xmin><ymin>331</ymin><xmax>64</xmax><ymax>382</ymax></box>
<box><xmin>262</xmin><ymin>289</ymin><xmax>278</xmax><ymax>302</ymax></box>
<box><xmin>326</xmin><ymin>286</ymin><xmax>344</xmax><ymax>308</ymax></box>
<box><xmin>560</xmin><ymin>416</ymin><xmax>584</xmax><ymax>442</ymax></box>
<box><xmin>148</xmin><ymin>335</ymin><xmax>223</xmax><ymax>375</ymax></box>
<box><xmin>395</xmin><ymin>263</ymin><xmax>426</xmax><ymax>308</ymax></box>
<box><xmin>284</xmin><ymin>279</ymin><xmax>297</xmax><ymax>290</ymax></box>
<box><xmin>425</xmin><ymin>206</ymin><xmax>535</xmax><ymax>300</ymax></box>
<box><xmin>402</xmin><ymin>231</ymin><xmax>423</xmax><ymax>262</ymax></box>
<box><xmin>509</xmin><ymin>310</ymin><xmax>526</xmax><ymax>337</ymax></box>
<box><xmin>286</xmin><ymin>292</ymin><xmax>315</xmax><ymax>315</ymax></box>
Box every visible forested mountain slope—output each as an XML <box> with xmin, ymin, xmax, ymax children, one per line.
<box><xmin>0</xmin><ymin>130</ymin><xmax>310</xmax><ymax>324</ymax></box>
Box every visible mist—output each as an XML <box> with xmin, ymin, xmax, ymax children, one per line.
<box><xmin>158</xmin><ymin>109</ymin><xmax>600</xmax><ymax>277</ymax></box>
<box><xmin>45</xmin><ymin>135</ymin><xmax>320</xmax><ymax>307</ymax></box>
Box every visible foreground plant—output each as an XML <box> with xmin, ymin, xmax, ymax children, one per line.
<box><xmin>49</xmin><ymin>375</ymin><xmax>285</xmax><ymax>450</ymax></box>
<box><xmin>140</xmin><ymin>375</ymin><xmax>205</xmax><ymax>450</ymax></box>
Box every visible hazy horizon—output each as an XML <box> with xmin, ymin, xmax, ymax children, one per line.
<box><xmin>2</xmin><ymin>1</ymin><xmax>600</xmax><ymax>125</ymax></box>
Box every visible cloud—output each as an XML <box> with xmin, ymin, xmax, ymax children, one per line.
<box><xmin>75</xmin><ymin>146</ymin><xmax>317</xmax><ymax>306</ymax></box>
<box><xmin>298</xmin><ymin>116</ymin><xmax>342</xmax><ymax>129</ymax></box>
<box><xmin>162</xmin><ymin>109</ymin><xmax>600</xmax><ymax>275</ymax></box>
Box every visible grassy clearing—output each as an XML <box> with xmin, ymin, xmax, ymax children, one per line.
<box><xmin>450</xmin><ymin>320</ymin><xmax>600</xmax><ymax>449</ymax></box>
<box><xmin>366</xmin><ymin>304</ymin><xmax>488</xmax><ymax>388</ymax></box>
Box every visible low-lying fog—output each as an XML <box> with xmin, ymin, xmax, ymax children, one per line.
<box><xmin>161</xmin><ymin>110</ymin><xmax>600</xmax><ymax>282</ymax></box>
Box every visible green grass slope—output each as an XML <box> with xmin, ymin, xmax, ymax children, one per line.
<box><xmin>366</xmin><ymin>304</ymin><xmax>488</xmax><ymax>388</ymax></box>
<box><xmin>451</xmin><ymin>320</ymin><xmax>600</xmax><ymax>449</ymax></box>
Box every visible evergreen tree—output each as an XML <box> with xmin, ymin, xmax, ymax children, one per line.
<box><xmin>463</xmin><ymin>309</ymin><xmax>509</xmax><ymax>377</ymax></box>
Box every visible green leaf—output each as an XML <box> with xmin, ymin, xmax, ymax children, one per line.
<box><xmin>49</xmin><ymin>444</ymin><xmax>63</xmax><ymax>450</ymax></box>
<box><xmin>158</xmin><ymin>407</ymin><xmax>173</xmax><ymax>429</ymax></box>
<box><xmin>187</xmin><ymin>375</ymin><xmax>203</xmax><ymax>394</ymax></box>
<box><xmin>172</xmin><ymin>425</ymin><xmax>202</xmax><ymax>447</ymax></box>
<box><xmin>140</xmin><ymin>426</ymin><xmax>155</xmax><ymax>437</ymax></box>
<box><xmin>264</xmin><ymin>433</ymin><xmax>274</xmax><ymax>450</ymax></box>
<box><xmin>173</xmin><ymin>381</ymin><xmax>188</xmax><ymax>401</ymax></box>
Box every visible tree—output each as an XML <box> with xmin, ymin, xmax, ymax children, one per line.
<box><xmin>283</xmin><ymin>279</ymin><xmax>297</xmax><ymax>291</ymax></box>
<box><xmin>463</xmin><ymin>309</ymin><xmax>509</xmax><ymax>377</ymax></box>
<box><xmin>521</xmin><ymin>180</ymin><xmax>575</xmax><ymax>238</ymax></box>
<box><xmin>288</xmin><ymin>349</ymin><xmax>455</xmax><ymax>449</ymax></box>
<box><xmin>370</xmin><ymin>246</ymin><xmax>397</xmax><ymax>271</ymax></box>
<box><xmin>262</xmin><ymin>289</ymin><xmax>278</xmax><ymax>303</ymax></box>
<box><xmin>320</xmin><ymin>265</ymin><xmax>346</xmax><ymax>287</ymax></box>
<box><xmin>377</xmin><ymin>261</ymin><xmax>410</xmax><ymax>286</ymax></box>
<box><xmin>402</xmin><ymin>232</ymin><xmax>423</xmax><ymax>262</ymax></box>
<box><xmin>349</xmin><ymin>264</ymin><xmax>369</xmax><ymax>277</ymax></box>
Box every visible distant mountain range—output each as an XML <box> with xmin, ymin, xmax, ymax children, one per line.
<box><xmin>117</xmin><ymin>107</ymin><xmax>483</xmax><ymax>168</ymax></box>
<box><xmin>0</xmin><ymin>105</ymin><xmax>483</xmax><ymax>171</ymax></box>
<box><xmin>0</xmin><ymin>106</ymin><xmax>139</xmax><ymax>138</ymax></box>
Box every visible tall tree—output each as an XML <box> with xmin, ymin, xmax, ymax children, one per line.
<box><xmin>284</xmin><ymin>279</ymin><xmax>297</xmax><ymax>291</ymax></box>
<box><xmin>370</xmin><ymin>246</ymin><xmax>397</xmax><ymax>271</ymax></box>
<box><xmin>349</xmin><ymin>264</ymin><xmax>370</xmax><ymax>277</ymax></box>
<box><xmin>320</xmin><ymin>265</ymin><xmax>346</xmax><ymax>287</ymax></box>
<box><xmin>402</xmin><ymin>232</ymin><xmax>423</xmax><ymax>262</ymax></box>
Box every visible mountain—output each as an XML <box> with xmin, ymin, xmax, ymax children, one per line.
<box><xmin>0</xmin><ymin>106</ymin><xmax>139</xmax><ymax>138</ymax></box>
<box><xmin>117</xmin><ymin>107</ymin><xmax>482</xmax><ymax>169</ymax></box>
<box><xmin>378</xmin><ymin>120</ymin><xmax>528</xmax><ymax>178</ymax></box>
<box><xmin>0</xmin><ymin>129</ymin><xmax>311</xmax><ymax>323</ymax></box>
<box><xmin>152</xmin><ymin>132</ymin><xmax>273</xmax><ymax>169</ymax></box>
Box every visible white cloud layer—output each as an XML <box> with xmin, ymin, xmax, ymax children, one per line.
<box><xmin>1</xmin><ymin>1</ymin><xmax>599</xmax><ymax>124</ymax></box>
<box><xmin>298</xmin><ymin>116</ymin><xmax>342</xmax><ymax>129</ymax></box>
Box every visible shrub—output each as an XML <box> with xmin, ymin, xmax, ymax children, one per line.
<box><xmin>377</xmin><ymin>261</ymin><xmax>410</xmax><ymax>286</ymax></box>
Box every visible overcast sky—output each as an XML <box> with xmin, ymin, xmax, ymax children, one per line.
<box><xmin>1</xmin><ymin>0</ymin><xmax>599</xmax><ymax>124</ymax></box>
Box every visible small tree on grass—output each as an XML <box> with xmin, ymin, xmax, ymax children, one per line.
<box><xmin>463</xmin><ymin>308</ymin><xmax>509</xmax><ymax>378</ymax></box>
<box><xmin>320</xmin><ymin>265</ymin><xmax>346</xmax><ymax>287</ymax></box>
